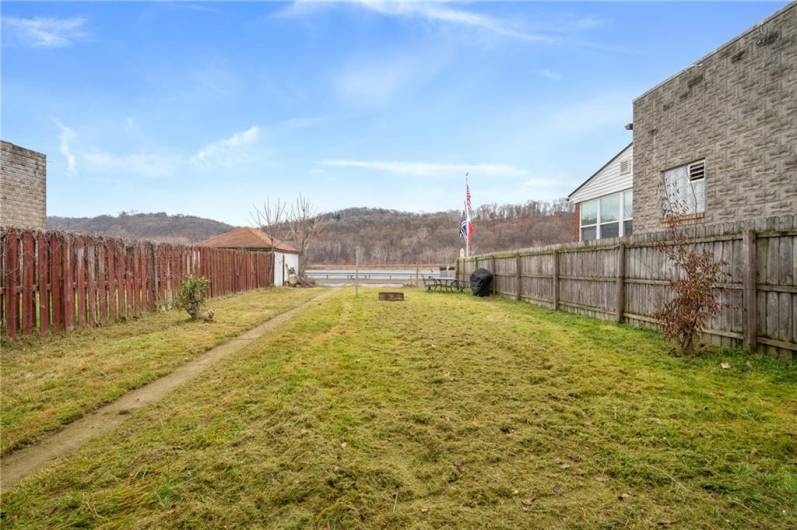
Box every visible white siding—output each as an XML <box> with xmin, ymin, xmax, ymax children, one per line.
<box><xmin>569</xmin><ymin>144</ymin><xmax>633</xmax><ymax>204</ymax></box>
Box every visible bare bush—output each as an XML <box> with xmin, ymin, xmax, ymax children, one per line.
<box><xmin>654</xmin><ymin>182</ymin><xmax>727</xmax><ymax>355</ymax></box>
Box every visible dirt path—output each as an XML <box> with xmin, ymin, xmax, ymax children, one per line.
<box><xmin>1</xmin><ymin>290</ymin><xmax>335</xmax><ymax>493</ymax></box>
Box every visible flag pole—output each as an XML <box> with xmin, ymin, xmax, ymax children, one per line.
<box><xmin>465</xmin><ymin>173</ymin><xmax>470</xmax><ymax>258</ymax></box>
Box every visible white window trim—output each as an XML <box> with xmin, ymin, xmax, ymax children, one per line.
<box><xmin>579</xmin><ymin>189</ymin><xmax>633</xmax><ymax>241</ymax></box>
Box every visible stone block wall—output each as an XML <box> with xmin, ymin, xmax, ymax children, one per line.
<box><xmin>0</xmin><ymin>141</ymin><xmax>47</xmax><ymax>230</ymax></box>
<box><xmin>632</xmin><ymin>4</ymin><xmax>797</xmax><ymax>233</ymax></box>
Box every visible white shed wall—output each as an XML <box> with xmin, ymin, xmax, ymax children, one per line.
<box><xmin>273</xmin><ymin>251</ymin><xmax>300</xmax><ymax>287</ymax></box>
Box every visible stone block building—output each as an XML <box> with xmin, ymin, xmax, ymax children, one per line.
<box><xmin>632</xmin><ymin>3</ymin><xmax>797</xmax><ymax>233</ymax></box>
<box><xmin>0</xmin><ymin>141</ymin><xmax>47</xmax><ymax>230</ymax></box>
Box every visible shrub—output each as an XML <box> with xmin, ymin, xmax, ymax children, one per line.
<box><xmin>175</xmin><ymin>275</ymin><xmax>210</xmax><ymax>321</ymax></box>
<box><xmin>653</xmin><ymin>215</ymin><xmax>727</xmax><ymax>355</ymax></box>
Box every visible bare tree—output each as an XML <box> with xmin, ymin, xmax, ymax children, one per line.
<box><xmin>250</xmin><ymin>198</ymin><xmax>287</xmax><ymax>253</ymax></box>
<box><xmin>286</xmin><ymin>194</ymin><xmax>324</xmax><ymax>273</ymax></box>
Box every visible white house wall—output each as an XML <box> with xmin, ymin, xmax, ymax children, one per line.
<box><xmin>569</xmin><ymin>144</ymin><xmax>633</xmax><ymax>204</ymax></box>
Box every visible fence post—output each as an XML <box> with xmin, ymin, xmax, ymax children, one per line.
<box><xmin>153</xmin><ymin>243</ymin><xmax>160</xmax><ymax>309</ymax></box>
<box><xmin>515</xmin><ymin>252</ymin><xmax>522</xmax><ymax>301</ymax></box>
<box><xmin>615</xmin><ymin>243</ymin><xmax>625</xmax><ymax>323</ymax></box>
<box><xmin>491</xmin><ymin>255</ymin><xmax>497</xmax><ymax>294</ymax></box>
<box><xmin>742</xmin><ymin>230</ymin><xmax>757</xmax><ymax>352</ymax></box>
<box><xmin>553</xmin><ymin>249</ymin><xmax>560</xmax><ymax>311</ymax></box>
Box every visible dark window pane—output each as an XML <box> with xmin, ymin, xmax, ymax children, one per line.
<box><xmin>624</xmin><ymin>220</ymin><xmax>633</xmax><ymax>236</ymax></box>
<box><xmin>599</xmin><ymin>222</ymin><xmax>619</xmax><ymax>239</ymax></box>
<box><xmin>581</xmin><ymin>226</ymin><xmax>597</xmax><ymax>241</ymax></box>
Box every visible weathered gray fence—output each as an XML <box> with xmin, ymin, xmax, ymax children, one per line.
<box><xmin>456</xmin><ymin>215</ymin><xmax>796</xmax><ymax>359</ymax></box>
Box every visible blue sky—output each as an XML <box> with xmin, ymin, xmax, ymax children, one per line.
<box><xmin>1</xmin><ymin>1</ymin><xmax>785</xmax><ymax>225</ymax></box>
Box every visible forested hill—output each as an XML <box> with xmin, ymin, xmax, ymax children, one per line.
<box><xmin>45</xmin><ymin>200</ymin><xmax>575</xmax><ymax>264</ymax></box>
<box><xmin>46</xmin><ymin>212</ymin><xmax>234</xmax><ymax>244</ymax></box>
<box><xmin>307</xmin><ymin>201</ymin><xmax>574</xmax><ymax>265</ymax></box>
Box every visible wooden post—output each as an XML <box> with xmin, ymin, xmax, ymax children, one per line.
<box><xmin>552</xmin><ymin>250</ymin><xmax>560</xmax><ymax>311</ymax></box>
<box><xmin>515</xmin><ymin>252</ymin><xmax>522</xmax><ymax>301</ymax></box>
<box><xmin>153</xmin><ymin>244</ymin><xmax>160</xmax><ymax>310</ymax></box>
<box><xmin>22</xmin><ymin>231</ymin><xmax>35</xmax><ymax>336</ymax></box>
<box><xmin>742</xmin><ymin>230</ymin><xmax>757</xmax><ymax>352</ymax></box>
<box><xmin>491</xmin><ymin>255</ymin><xmax>497</xmax><ymax>294</ymax></box>
<box><xmin>63</xmin><ymin>235</ymin><xmax>74</xmax><ymax>333</ymax></box>
<box><xmin>615</xmin><ymin>243</ymin><xmax>625</xmax><ymax>323</ymax></box>
<box><xmin>354</xmin><ymin>247</ymin><xmax>360</xmax><ymax>298</ymax></box>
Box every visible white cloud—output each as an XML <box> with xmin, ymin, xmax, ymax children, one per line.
<box><xmin>534</xmin><ymin>69</ymin><xmax>562</xmax><ymax>82</ymax></box>
<box><xmin>284</xmin><ymin>0</ymin><xmax>551</xmax><ymax>43</ymax></box>
<box><xmin>3</xmin><ymin>16</ymin><xmax>88</xmax><ymax>48</ymax></box>
<box><xmin>356</xmin><ymin>0</ymin><xmax>551</xmax><ymax>42</ymax></box>
<box><xmin>191</xmin><ymin>125</ymin><xmax>261</xmax><ymax>166</ymax></box>
<box><xmin>320</xmin><ymin>159</ymin><xmax>528</xmax><ymax>178</ymax></box>
<box><xmin>334</xmin><ymin>55</ymin><xmax>430</xmax><ymax>107</ymax></box>
<box><xmin>55</xmin><ymin>121</ymin><xmax>77</xmax><ymax>174</ymax></box>
<box><xmin>53</xmin><ymin>123</ymin><xmax>263</xmax><ymax>178</ymax></box>
<box><xmin>81</xmin><ymin>151</ymin><xmax>183</xmax><ymax>178</ymax></box>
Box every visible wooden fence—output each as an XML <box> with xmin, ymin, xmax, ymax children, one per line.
<box><xmin>0</xmin><ymin>228</ymin><xmax>274</xmax><ymax>340</ymax></box>
<box><xmin>457</xmin><ymin>215</ymin><xmax>796</xmax><ymax>359</ymax></box>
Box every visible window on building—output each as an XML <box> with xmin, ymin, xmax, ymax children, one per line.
<box><xmin>580</xmin><ymin>199</ymin><xmax>598</xmax><ymax>241</ymax></box>
<box><xmin>599</xmin><ymin>193</ymin><xmax>620</xmax><ymax>238</ymax></box>
<box><xmin>623</xmin><ymin>189</ymin><xmax>633</xmax><ymax>236</ymax></box>
<box><xmin>578</xmin><ymin>189</ymin><xmax>633</xmax><ymax>241</ymax></box>
<box><xmin>663</xmin><ymin>160</ymin><xmax>705</xmax><ymax>216</ymax></box>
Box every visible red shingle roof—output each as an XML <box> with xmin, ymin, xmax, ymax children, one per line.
<box><xmin>199</xmin><ymin>227</ymin><xmax>299</xmax><ymax>253</ymax></box>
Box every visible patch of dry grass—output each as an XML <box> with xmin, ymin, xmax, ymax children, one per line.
<box><xmin>3</xmin><ymin>288</ymin><xmax>795</xmax><ymax>528</ymax></box>
<box><xmin>0</xmin><ymin>288</ymin><xmax>324</xmax><ymax>454</ymax></box>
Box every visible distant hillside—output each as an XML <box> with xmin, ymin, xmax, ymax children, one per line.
<box><xmin>46</xmin><ymin>212</ymin><xmax>234</xmax><ymax>244</ymax></box>
<box><xmin>302</xmin><ymin>201</ymin><xmax>574</xmax><ymax>265</ymax></box>
<box><xmin>46</xmin><ymin>200</ymin><xmax>575</xmax><ymax>264</ymax></box>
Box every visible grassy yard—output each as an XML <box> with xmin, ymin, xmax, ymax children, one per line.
<box><xmin>3</xmin><ymin>288</ymin><xmax>796</xmax><ymax>528</ymax></box>
<box><xmin>0</xmin><ymin>287</ymin><xmax>323</xmax><ymax>455</ymax></box>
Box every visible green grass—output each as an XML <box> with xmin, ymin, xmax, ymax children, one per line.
<box><xmin>0</xmin><ymin>287</ymin><xmax>324</xmax><ymax>455</ymax></box>
<box><xmin>3</xmin><ymin>288</ymin><xmax>796</xmax><ymax>528</ymax></box>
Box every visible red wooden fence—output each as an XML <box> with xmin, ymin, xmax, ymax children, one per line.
<box><xmin>0</xmin><ymin>228</ymin><xmax>275</xmax><ymax>339</ymax></box>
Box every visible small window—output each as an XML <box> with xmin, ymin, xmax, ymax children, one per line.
<box><xmin>620</xmin><ymin>159</ymin><xmax>631</xmax><ymax>175</ymax></box>
<box><xmin>663</xmin><ymin>160</ymin><xmax>705</xmax><ymax>215</ymax></box>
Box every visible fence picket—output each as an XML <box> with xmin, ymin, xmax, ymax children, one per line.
<box><xmin>50</xmin><ymin>234</ymin><xmax>64</xmax><ymax>331</ymax></box>
<box><xmin>22</xmin><ymin>232</ymin><xmax>35</xmax><ymax>335</ymax></box>
<box><xmin>37</xmin><ymin>232</ymin><xmax>49</xmax><ymax>335</ymax></box>
<box><xmin>4</xmin><ymin>230</ymin><xmax>19</xmax><ymax>339</ymax></box>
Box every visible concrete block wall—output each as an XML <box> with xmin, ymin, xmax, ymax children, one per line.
<box><xmin>0</xmin><ymin>141</ymin><xmax>47</xmax><ymax>230</ymax></box>
<box><xmin>632</xmin><ymin>4</ymin><xmax>797</xmax><ymax>233</ymax></box>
